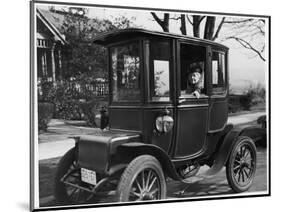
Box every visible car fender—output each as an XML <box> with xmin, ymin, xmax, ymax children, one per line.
<box><xmin>205</xmin><ymin>126</ymin><xmax>242</xmax><ymax>175</ymax></box>
<box><xmin>239</xmin><ymin>126</ymin><xmax>266</xmax><ymax>147</ymax></box>
<box><xmin>118</xmin><ymin>142</ymin><xmax>181</xmax><ymax>180</ymax></box>
<box><xmin>77</xmin><ymin>131</ymin><xmax>141</xmax><ymax>174</ymax></box>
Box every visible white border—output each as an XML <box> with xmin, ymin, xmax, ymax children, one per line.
<box><xmin>32</xmin><ymin>1</ymin><xmax>270</xmax><ymax>210</ymax></box>
<box><xmin>1</xmin><ymin>0</ymin><xmax>279</xmax><ymax>212</ymax></box>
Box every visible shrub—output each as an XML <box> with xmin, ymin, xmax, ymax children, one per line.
<box><xmin>240</xmin><ymin>84</ymin><xmax>266</xmax><ymax>111</ymax></box>
<box><xmin>239</xmin><ymin>93</ymin><xmax>254</xmax><ymax>110</ymax></box>
<box><xmin>228</xmin><ymin>95</ymin><xmax>242</xmax><ymax>113</ymax></box>
<box><xmin>38</xmin><ymin>78</ymin><xmax>109</xmax><ymax>125</ymax></box>
<box><xmin>38</xmin><ymin>102</ymin><xmax>55</xmax><ymax>132</ymax></box>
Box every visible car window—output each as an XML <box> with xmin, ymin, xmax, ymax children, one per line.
<box><xmin>149</xmin><ymin>40</ymin><xmax>171</xmax><ymax>102</ymax></box>
<box><xmin>111</xmin><ymin>42</ymin><xmax>141</xmax><ymax>102</ymax></box>
<box><xmin>180</xmin><ymin>43</ymin><xmax>206</xmax><ymax>98</ymax></box>
<box><xmin>212</xmin><ymin>51</ymin><xmax>226</xmax><ymax>94</ymax></box>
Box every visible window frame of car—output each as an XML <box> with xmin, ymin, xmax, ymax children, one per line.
<box><xmin>177</xmin><ymin>40</ymin><xmax>210</xmax><ymax>100</ymax></box>
<box><xmin>210</xmin><ymin>48</ymin><xmax>228</xmax><ymax>97</ymax></box>
<box><xmin>145</xmin><ymin>38</ymin><xmax>175</xmax><ymax>104</ymax></box>
<box><xmin>108</xmin><ymin>38</ymin><xmax>144</xmax><ymax>106</ymax></box>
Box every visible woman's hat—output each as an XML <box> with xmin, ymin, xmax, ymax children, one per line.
<box><xmin>190</xmin><ymin>66</ymin><xmax>202</xmax><ymax>73</ymax></box>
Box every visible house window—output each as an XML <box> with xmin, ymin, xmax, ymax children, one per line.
<box><xmin>212</xmin><ymin>51</ymin><xmax>226</xmax><ymax>94</ymax></box>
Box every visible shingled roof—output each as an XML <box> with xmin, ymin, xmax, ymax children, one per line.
<box><xmin>36</xmin><ymin>8</ymin><xmax>67</xmax><ymax>45</ymax></box>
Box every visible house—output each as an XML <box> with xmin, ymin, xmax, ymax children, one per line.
<box><xmin>36</xmin><ymin>8</ymin><xmax>69</xmax><ymax>83</ymax></box>
<box><xmin>36</xmin><ymin>7</ymin><xmax>109</xmax><ymax>98</ymax></box>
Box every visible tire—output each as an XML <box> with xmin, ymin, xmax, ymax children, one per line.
<box><xmin>226</xmin><ymin>136</ymin><xmax>257</xmax><ymax>193</ymax></box>
<box><xmin>116</xmin><ymin>155</ymin><xmax>167</xmax><ymax>202</ymax></box>
<box><xmin>54</xmin><ymin>148</ymin><xmax>95</xmax><ymax>205</ymax></box>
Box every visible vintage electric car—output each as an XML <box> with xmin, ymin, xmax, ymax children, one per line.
<box><xmin>54</xmin><ymin>28</ymin><xmax>257</xmax><ymax>204</ymax></box>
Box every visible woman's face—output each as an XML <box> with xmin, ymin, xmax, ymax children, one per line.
<box><xmin>188</xmin><ymin>71</ymin><xmax>201</xmax><ymax>84</ymax></box>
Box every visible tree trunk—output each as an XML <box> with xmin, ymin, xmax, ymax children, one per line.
<box><xmin>204</xmin><ymin>16</ymin><xmax>216</xmax><ymax>40</ymax></box>
<box><xmin>151</xmin><ymin>12</ymin><xmax>170</xmax><ymax>32</ymax></box>
<box><xmin>180</xmin><ymin>14</ymin><xmax>187</xmax><ymax>35</ymax></box>
<box><xmin>193</xmin><ymin>15</ymin><xmax>202</xmax><ymax>38</ymax></box>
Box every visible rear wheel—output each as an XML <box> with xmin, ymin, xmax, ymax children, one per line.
<box><xmin>116</xmin><ymin>155</ymin><xmax>166</xmax><ymax>202</ymax></box>
<box><xmin>226</xmin><ymin>136</ymin><xmax>257</xmax><ymax>192</ymax></box>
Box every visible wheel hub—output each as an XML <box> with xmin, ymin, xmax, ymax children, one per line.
<box><xmin>140</xmin><ymin>190</ymin><xmax>154</xmax><ymax>200</ymax></box>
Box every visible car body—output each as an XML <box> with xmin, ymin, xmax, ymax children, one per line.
<box><xmin>54</xmin><ymin>28</ymin><xmax>257</xmax><ymax>204</ymax></box>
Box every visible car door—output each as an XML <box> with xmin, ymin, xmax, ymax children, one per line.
<box><xmin>208</xmin><ymin>49</ymin><xmax>228</xmax><ymax>132</ymax></box>
<box><xmin>173</xmin><ymin>42</ymin><xmax>209</xmax><ymax>158</ymax></box>
<box><xmin>142</xmin><ymin>39</ymin><xmax>175</xmax><ymax>154</ymax></box>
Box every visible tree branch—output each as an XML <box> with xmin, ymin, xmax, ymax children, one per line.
<box><xmin>151</xmin><ymin>12</ymin><xmax>163</xmax><ymax>24</ymax></box>
<box><xmin>151</xmin><ymin>12</ymin><xmax>170</xmax><ymax>32</ymax></box>
<box><xmin>228</xmin><ymin>36</ymin><xmax>266</xmax><ymax>61</ymax></box>
<box><xmin>212</xmin><ymin>17</ymin><xmax>225</xmax><ymax>41</ymax></box>
<box><xmin>170</xmin><ymin>16</ymin><xmax>181</xmax><ymax>20</ymax></box>
<box><xmin>198</xmin><ymin>16</ymin><xmax>206</xmax><ymax>24</ymax></box>
<box><xmin>186</xmin><ymin>15</ymin><xmax>193</xmax><ymax>25</ymax></box>
<box><xmin>223</xmin><ymin>18</ymin><xmax>254</xmax><ymax>24</ymax></box>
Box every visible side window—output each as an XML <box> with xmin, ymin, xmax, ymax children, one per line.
<box><xmin>180</xmin><ymin>43</ymin><xmax>206</xmax><ymax>98</ymax></box>
<box><xmin>212</xmin><ymin>51</ymin><xmax>226</xmax><ymax>94</ymax></box>
<box><xmin>111</xmin><ymin>42</ymin><xmax>141</xmax><ymax>102</ymax></box>
<box><xmin>150</xmin><ymin>40</ymin><xmax>171</xmax><ymax>101</ymax></box>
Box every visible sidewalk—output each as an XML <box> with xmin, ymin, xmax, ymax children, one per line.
<box><xmin>38</xmin><ymin>120</ymin><xmax>102</xmax><ymax>160</ymax></box>
<box><xmin>38</xmin><ymin>111</ymin><xmax>265</xmax><ymax>160</ymax></box>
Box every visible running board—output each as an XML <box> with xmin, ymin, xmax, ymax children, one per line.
<box><xmin>179</xmin><ymin>166</ymin><xmax>225</xmax><ymax>184</ymax></box>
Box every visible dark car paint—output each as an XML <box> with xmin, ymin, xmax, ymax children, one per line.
<box><xmin>78</xmin><ymin>130</ymin><xmax>140</xmax><ymax>174</ymax></box>
<box><xmin>115</xmin><ymin>123</ymin><xmax>236</xmax><ymax>181</ymax></box>
<box><xmin>77</xmin><ymin>28</ymin><xmax>234</xmax><ymax>179</ymax></box>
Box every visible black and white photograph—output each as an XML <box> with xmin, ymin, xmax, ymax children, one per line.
<box><xmin>30</xmin><ymin>0</ymin><xmax>270</xmax><ymax>211</ymax></box>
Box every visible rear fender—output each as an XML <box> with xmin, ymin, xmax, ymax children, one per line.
<box><xmin>239</xmin><ymin>126</ymin><xmax>266</xmax><ymax>146</ymax></box>
<box><xmin>205</xmin><ymin>124</ymin><xmax>265</xmax><ymax>175</ymax></box>
<box><xmin>205</xmin><ymin>126</ymin><xmax>242</xmax><ymax>175</ymax></box>
<box><xmin>117</xmin><ymin>142</ymin><xmax>181</xmax><ymax>180</ymax></box>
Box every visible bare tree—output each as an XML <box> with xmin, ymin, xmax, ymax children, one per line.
<box><xmin>186</xmin><ymin>15</ymin><xmax>206</xmax><ymax>37</ymax></box>
<box><xmin>151</xmin><ymin>12</ymin><xmax>266</xmax><ymax>61</ymax></box>
<box><xmin>222</xmin><ymin>18</ymin><xmax>265</xmax><ymax>61</ymax></box>
<box><xmin>151</xmin><ymin>12</ymin><xmax>170</xmax><ymax>32</ymax></box>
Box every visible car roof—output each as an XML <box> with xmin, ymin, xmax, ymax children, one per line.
<box><xmin>93</xmin><ymin>28</ymin><xmax>228</xmax><ymax>50</ymax></box>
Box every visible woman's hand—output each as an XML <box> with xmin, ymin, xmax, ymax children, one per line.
<box><xmin>192</xmin><ymin>90</ymin><xmax>200</xmax><ymax>99</ymax></box>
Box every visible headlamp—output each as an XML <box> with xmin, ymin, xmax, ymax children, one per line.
<box><xmin>155</xmin><ymin>115</ymin><xmax>174</xmax><ymax>133</ymax></box>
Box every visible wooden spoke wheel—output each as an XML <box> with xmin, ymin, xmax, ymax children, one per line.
<box><xmin>226</xmin><ymin>136</ymin><xmax>257</xmax><ymax>192</ymax></box>
<box><xmin>54</xmin><ymin>148</ymin><xmax>96</xmax><ymax>205</ymax></box>
<box><xmin>116</xmin><ymin>155</ymin><xmax>166</xmax><ymax>202</ymax></box>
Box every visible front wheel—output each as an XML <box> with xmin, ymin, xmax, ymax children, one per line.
<box><xmin>226</xmin><ymin>136</ymin><xmax>257</xmax><ymax>193</ymax></box>
<box><xmin>116</xmin><ymin>155</ymin><xmax>167</xmax><ymax>202</ymax></box>
<box><xmin>54</xmin><ymin>148</ymin><xmax>95</xmax><ymax>205</ymax></box>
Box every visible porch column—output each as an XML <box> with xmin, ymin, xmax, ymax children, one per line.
<box><xmin>58</xmin><ymin>48</ymin><xmax>62</xmax><ymax>81</ymax></box>
<box><xmin>50</xmin><ymin>43</ymin><xmax>56</xmax><ymax>83</ymax></box>
<box><xmin>42</xmin><ymin>50</ymin><xmax>47</xmax><ymax>77</ymax></box>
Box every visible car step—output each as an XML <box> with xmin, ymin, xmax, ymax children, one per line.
<box><xmin>181</xmin><ymin>175</ymin><xmax>205</xmax><ymax>183</ymax></box>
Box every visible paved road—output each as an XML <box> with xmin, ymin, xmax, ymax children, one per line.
<box><xmin>38</xmin><ymin>111</ymin><xmax>265</xmax><ymax>160</ymax></box>
<box><xmin>39</xmin><ymin>147</ymin><xmax>268</xmax><ymax>207</ymax></box>
<box><xmin>38</xmin><ymin>111</ymin><xmax>267</xmax><ymax>207</ymax></box>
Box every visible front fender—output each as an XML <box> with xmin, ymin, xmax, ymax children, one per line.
<box><xmin>77</xmin><ymin>130</ymin><xmax>140</xmax><ymax>174</ymax></box>
<box><xmin>118</xmin><ymin>142</ymin><xmax>181</xmax><ymax>180</ymax></box>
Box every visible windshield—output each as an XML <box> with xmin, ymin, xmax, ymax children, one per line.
<box><xmin>110</xmin><ymin>42</ymin><xmax>141</xmax><ymax>102</ymax></box>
